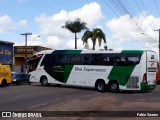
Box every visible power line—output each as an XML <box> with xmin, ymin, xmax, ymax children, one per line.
<box><xmin>155</xmin><ymin>0</ymin><xmax>160</xmax><ymax>17</ymax></box>
<box><xmin>105</xmin><ymin>0</ymin><xmax>144</xmax><ymax>36</ymax></box>
<box><xmin>104</xmin><ymin>0</ymin><xmax>158</xmax><ymax>49</ymax></box>
<box><xmin>122</xmin><ymin>0</ymin><xmax>136</xmax><ymax>17</ymax></box>
<box><xmin>138</xmin><ymin>0</ymin><xmax>158</xmax><ymax>30</ymax></box>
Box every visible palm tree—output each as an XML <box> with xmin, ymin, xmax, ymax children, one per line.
<box><xmin>82</xmin><ymin>28</ymin><xmax>106</xmax><ymax>50</ymax></box>
<box><xmin>62</xmin><ymin>18</ymin><xmax>87</xmax><ymax>49</ymax></box>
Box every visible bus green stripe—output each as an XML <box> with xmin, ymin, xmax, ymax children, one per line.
<box><xmin>121</xmin><ymin>50</ymin><xmax>144</xmax><ymax>54</ymax></box>
<box><xmin>61</xmin><ymin>50</ymin><xmax>82</xmax><ymax>83</ymax></box>
<box><xmin>63</xmin><ymin>65</ymin><xmax>74</xmax><ymax>83</ymax></box>
<box><xmin>45</xmin><ymin>50</ymin><xmax>82</xmax><ymax>83</ymax></box>
<box><xmin>108</xmin><ymin>66</ymin><xmax>136</xmax><ymax>85</ymax></box>
<box><xmin>52</xmin><ymin>50</ymin><xmax>82</xmax><ymax>54</ymax></box>
<box><xmin>108</xmin><ymin>50</ymin><xmax>144</xmax><ymax>86</ymax></box>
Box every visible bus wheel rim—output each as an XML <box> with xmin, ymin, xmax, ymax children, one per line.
<box><xmin>98</xmin><ymin>83</ymin><xmax>104</xmax><ymax>91</ymax></box>
<box><xmin>111</xmin><ymin>84</ymin><xmax>117</xmax><ymax>91</ymax></box>
<box><xmin>42</xmin><ymin>79</ymin><xmax>48</xmax><ymax>85</ymax></box>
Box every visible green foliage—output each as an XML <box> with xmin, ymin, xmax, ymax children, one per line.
<box><xmin>62</xmin><ymin>18</ymin><xmax>87</xmax><ymax>49</ymax></box>
<box><xmin>63</xmin><ymin>18</ymin><xmax>87</xmax><ymax>33</ymax></box>
<box><xmin>82</xmin><ymin>28</ymin><xmax>106</xmax><ymax>50</ymax></box>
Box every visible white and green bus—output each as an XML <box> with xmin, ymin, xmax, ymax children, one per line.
<box><xmin>27</xmin><ymin>49</ymin><xmax>157</xmax><ymax>92</ymax></box>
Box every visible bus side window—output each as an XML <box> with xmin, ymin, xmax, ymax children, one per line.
<box><xmin>127</xmin><ymin>55</ymin><xmax>140</xmax><ymax>65</ymax></box>
<box><xmin>66</xmin><ymin>55</ymin><xmax>80</xmax><ymax>64</ymax></box>
<box><xmin>100</xmin><ymin>54</ymin><xmax>113</xmax><ymax>66</ymax></box>
<box><xmin>59</xmin><ymin>54</ymin><xmax>67</xmax><ymax>64</ymax></box>
<box><xmin>81</xmin><ymin>54</ymin><xmax>92</xmax><ymax>65</ymax></box>
<box><xmin>72</xmin><ymin>55</ymin><xmax>81</xmax><ymax>64</ymax></box>
<box><xmin>67</xmin><ymin>55</ymin><xmax>72</xmax><ymax>64</ymax></box>
<box><xmin>54</xmin><ymin>54</ymin><xmax>60</xmax><ymax>64</ymax></box>
<box><xmin>91</xmin><ymin>54</ymin><xmax>101</xmax><ymax>65</ymax></box>
<box><xmin>112</xmin><ymin>54</ymin><xmax>127</xmax><ymax>66</ymax></box>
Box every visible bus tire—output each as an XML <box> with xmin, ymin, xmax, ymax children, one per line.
<box><xmin>108</xmin><ymin>81</ymin><xmax>119</xmax><ymax>93</ymax></box>
<box><xmin>40</xmin><ymin>76</ymin><xmax>49</xmax><ymax>86</ymax></box>
<box><xmin>55</xmin><ymin>84</ymin><xmax>61</xmax><ymax>87</ymax></box>
<box><xmin>95</xmin><ymin>80</ymin><xmax>106</xmax><ymax>92</ymax></box>
<box><xmin>1</xmin><ymin>79</ymin><xmax>7</xmax><ymax>87</ymax></box>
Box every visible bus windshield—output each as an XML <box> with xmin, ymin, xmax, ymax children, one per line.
<box><xmin>27</xmin><ymin>54</ymin><xmax>43</xmax><ymax>72</ymax></box>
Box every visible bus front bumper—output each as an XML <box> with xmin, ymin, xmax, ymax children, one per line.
<box><xmin>141</xmin><ymin>83</ymin><xmax>156</xmax><ymax>90</ymax></box>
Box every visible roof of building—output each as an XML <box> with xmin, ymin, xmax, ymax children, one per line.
<box><xmin>0</xmin><ymin>40</ymin><xmax>14</xmax><ymax>45</ymax></box>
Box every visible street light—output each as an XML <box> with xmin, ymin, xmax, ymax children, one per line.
<box><xmin>29</xmin><ymin>35</ymin><xmax>41</xmax><ymax>46</ymax></box>
<box><xmin>20</xmin><ymin>33</ymin><xmax>32</xmax><ymax>73</ymax></box>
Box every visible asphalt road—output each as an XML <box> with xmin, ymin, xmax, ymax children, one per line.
<box><xmin>0</xmin><ymin>83</ymin><xmax>160</xmax><ymax>120</ymax></box>
<box><xmin>0</xmin><ymin>83</ymin><xmax>96</xmax><ymax>111</ymax></box>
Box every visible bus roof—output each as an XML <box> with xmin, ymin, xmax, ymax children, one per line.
<box><xmin>33</xmin><ymin>49</ymin><xmax>151</xmax><ymax>55</ymax></box>
<box><xmin>34</xmin><ymin>49</ymin><xmax>54</xmax><ymax>55</ymax></box>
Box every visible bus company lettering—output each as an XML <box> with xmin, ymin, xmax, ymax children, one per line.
<box><xmin>53</xmin><ymin>66</ymin><xmax>64</xmax><ymax>73</ymax></box>
<box><xmin>75</xmin><ymin>67</ymin><xmax>106</xmax><ymax>72</ymax></box>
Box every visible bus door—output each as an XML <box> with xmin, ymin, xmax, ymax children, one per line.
<box><xmin>146</xmin><ymin>51</ymin><xmax>157</xmax><ymax>84</ymax></box>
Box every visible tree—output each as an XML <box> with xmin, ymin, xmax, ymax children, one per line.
<box><xmin>62</xmin><ymin>18</ymin><xmax>87</xmax><ymax>49</ymax></box>
<box><xmin>82</xmin><ymin>28</ymin><xmax>106</xmax><ymax>50</ymax></box>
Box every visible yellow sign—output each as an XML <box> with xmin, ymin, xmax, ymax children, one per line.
<box><xmin>15</xmin><ymin>46</ymin><xmax>36</xmax><ymax>54</ymax></box>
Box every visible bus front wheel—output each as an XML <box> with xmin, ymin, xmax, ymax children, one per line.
<box><xmin>95</xmin><ymin>80</ymin><xmax>106</xmax><ymax>92</ymax></box>
<box><xmin>108</xmin><ymin>81</ymin><xmax>119</xmax><ymax>93</ymax></box>
<box><xmin>40</xmin><ymin>77</ymin><xmax>49</xmax><ymax>86</ymax></box>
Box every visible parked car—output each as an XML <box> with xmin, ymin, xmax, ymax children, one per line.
<box><xmin>11</xmin><ymin>72</ymin><xmax>30</xmax><ymax>85</ymax></box>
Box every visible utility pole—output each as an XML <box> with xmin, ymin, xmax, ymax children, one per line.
<box><xmin>154</xmin><ymin>29</ymin><xmax>160</xmax><ymax>61</ymax></box>
<box><xmin>20</xmin><ymin>33</ymin><xmax>32</xmax><ymax>72</ymax></box>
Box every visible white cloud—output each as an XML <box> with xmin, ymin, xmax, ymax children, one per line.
<box><xmin>18</xmin><ymin>20</ymin><xmax>28</xmax><ymax>27</ymax></box>
<box><xmin>67</xmin><ymin>2</ymin><xmax>103</xmax><ymax>27</ymax></box>
<box><xmin>47</xmin><ymin>36</ymin><xmax>64</xmax><ymax>49</ymax></box>
<box><xmin>106</xmin><ymin>13</ymin><xmax>160</xmax><ymax>53</ymax></box>
<box><xmin>0</xmin><ymin>15</ymin><xmax>14</xmax><ymax>32</ymax></box>
<box><xmin>0</xmin><ymin>15</ymin><xmax>28</xmax><ymax>33</ymax></box>
<box><xmin>35</xmin><ymin>2</ymin><xmax>103</xmax><ymax>49</ymax></box>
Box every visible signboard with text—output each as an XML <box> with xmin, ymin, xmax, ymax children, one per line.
<box><xmin>0</xmin><ymin>44</ymin><xmax>13</xmax><ymax>64</ymax></box>
<box><xmin>14</xmin><ymin>46</ymin><xmax>38</xmax><ymax>54</ymax></box>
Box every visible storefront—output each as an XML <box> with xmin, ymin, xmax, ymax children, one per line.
<box><xmin>0</xmin><ymin>40</ymin><xmax>14</xmax><ymax>65</ymax></box>
<box><xmin>14</xmin><ymin>46</ymin><xmax>52</xmax><ymax>66</ymax></box>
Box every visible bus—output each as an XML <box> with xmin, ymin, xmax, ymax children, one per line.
<box><xmin>27</xmin><ymin>49</ymin><xmax>157</xmax><ymax>92</ymax></box>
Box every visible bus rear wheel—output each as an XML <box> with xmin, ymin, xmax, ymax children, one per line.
<box><xmin>95</xmin><ymin>80</ymin><xmax>106</xmax><ymax>92</ymax></box>
<box><xmin>108</xmin><ymin>81</ymin><xmax>119</xmax><ymax>93</ymax></box>
<box><xmin>40</xmin><ymin>77</ymin><xmax>49</xmax><ymax>86</ymax></box>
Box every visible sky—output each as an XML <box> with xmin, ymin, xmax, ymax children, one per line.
<box><xmin>0</xmin><ymin>0</ymin><xmax>160</xmax><ymax>54</ymax></box>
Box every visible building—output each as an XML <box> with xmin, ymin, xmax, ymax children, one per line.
<box><xmin>0</xmin><ymin>40</ymin><xmax>14</xmax><ymax>65</ymax></box>
<box><xmin>14</xmin><ymin>46</ymin><xmax>52</xmax><ymax>66</ymax></box>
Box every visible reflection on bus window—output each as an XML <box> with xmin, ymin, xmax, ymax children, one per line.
<box><xmin>27</xmin><ymin>55</ymin><xmax>42</xmax><ymax>72</ymax></box>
